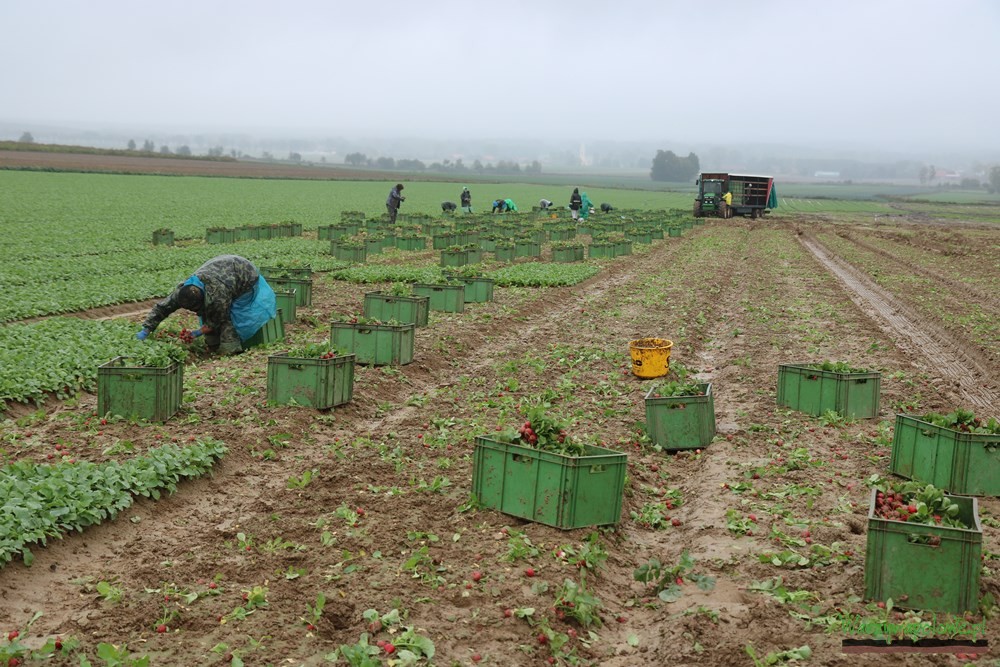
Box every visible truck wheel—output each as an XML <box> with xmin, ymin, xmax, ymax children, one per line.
<box><xmin>693</xmin><ymin>203</ymin><xmax>702</xmax><ymax>217</ymax></box>
<box><xmin>750</xmin><ymin>208</ymin><xmax>758</xmax><ymax>220</ymax></box>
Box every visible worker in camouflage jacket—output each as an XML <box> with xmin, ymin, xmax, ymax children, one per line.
<box><xmin>136</xmin><ymin>254</ymin><xmax>276</xmax><ymax>355</ymax></box>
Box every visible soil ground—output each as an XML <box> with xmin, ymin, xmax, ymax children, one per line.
<box><xmin>1</xmin><ymin>205</ymin><xmax>998</xmax><ymax>667</ymax></box>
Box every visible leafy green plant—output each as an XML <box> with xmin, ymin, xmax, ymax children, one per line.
<box><xmin>493</xmin><ymin>403</ymin><xmax>586</xmax><ymax>456</ymax></box>
<box><xmin>917</xmin><ymin>409</ymin><xmax>1000</xmax><ymax>434</ymax></box>
<box><xmin>805</xmin><ymin>360</ymin><xmax>870</xmax><ymax>374</ymax></box>
<box><xmin>633</xmin><ymin>550</ymin><xmax>716</xmax><ymax>602</ymax></box>
<box><xmin>553</xmin><ymin>578</ymin><xmax>603</xmax><ymax>627</ymax></box>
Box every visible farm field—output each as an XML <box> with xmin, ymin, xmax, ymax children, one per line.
<box><xmin>0</xmin><ymin>168</ymin><xmax>999</xmax><ymax>667</ymax></box>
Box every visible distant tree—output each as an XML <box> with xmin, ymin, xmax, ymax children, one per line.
<box><xmin>927</xmin><ymin>164</ymin><xmax>936</xmax><ymax>183</ymax></box>
<box><xmin>288</xmin><ymin>152</ymin><xmax>302</xmax><ymax>162</ymax></box>
<box><xmin>374</xmin><ymin>157</ymin><xmax>395</xmax><ymax>169</ymax></box>
<box><xmin>320</xmin><ymin>156</ymin><xmax>326</xmax><ymax>164</ymax></box>
<box><xmin>525</xmin><ymin>160</ymin><xmax>542</xmax><ymax>174</ymax></box>
<box><xmin>396</xmin><ymin>158</ymin><xmax>426</xmax><ymax>170</ymax></box>
<box><xmin>127</xmin><ymin>139</ymin><xmax>136</xmax><ymax>151</ymax></box>
<box><xmin>650</xmin><ymin>150</ymin><xmax>699</xmax><ymax>182</ymax></box>
<box><xmin>261</xmin><ymin>151</ymin><xmax>273</xmax><ymax>160</ymax></box>
<box><xmin>472</xmin><ymin>159</ymin><xmax>484</xmax><ymax>173</ymax></box>
<box><xmin>142</xmin><ymin>140</ymin><xmax>155</xmax><ymax>152</ymax></box>
<box><xmin>18</xmin><ymin>132</ymin><xmax>34</xmax><ymax>143</ymax></box>
<box><xmin>918</xmin><ymin>166</ymin><xmax>929</xmax><ymax>185</ymax></box>
<box><xmin>454</xmin><ymin>158</ymin><xmax>467</xmax><ymax>172</ymax></box>
<box><xmin>988</xmin><ymin>166</ymin><xmax>1000</xmax><ymax>194</ymax></box>
<box><xmin>176</xmin><ymin>145</ymin><xmax>192</xmax><ymax>156</ymax></box>
<box><xmin>207</xmin><ymin>145</ymin><xmax>224</xmax><ymax>157</ymax></box>
<box><xmin>230</xmin><ymin>149</ymin><xmax>238</xmax><ymax>158</ymax></box>
<box><xmin>159</xmin><ymin>145</ymin><xmax>171</xmax><ymax>154</ymax></box>
<box><xmin>344</xmin><ymin>152</ymin><xmax>367</xmax><ymax>166</ymax></box>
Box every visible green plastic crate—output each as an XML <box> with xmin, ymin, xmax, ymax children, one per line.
<box><xmin>365</xmin><ymin>239</ymin><xmax>384</xmax><ymax>255</ymax></box>
<box><xmin>644</xmin><ymin>383</ymin><xmax>716</xmax><ymax>451</ymax></box>
<box><xmin>443</xmin><ymin>276</ymin><xmax>494</xmax><ymax>303</ymax></box>
<box><xmin>552</xmin><ymin>246</ymin><xmax>584</xmax><ymax>263</ymax></box>
<box><xmin>330</xmin><ymin>322</ymin><xmax>415</xmax><ymax>366</ymax></box>
<box><xmin>268</xmin><ymin>278</ymin><xmax>312</xmax><ymax>307</ymax></box>
<box><xmin>471</xmin><ymin>437</ymin><xmax>626</xmax><ymax>529</ymax></box>
<box><xmin>412</xmin><ymin>283</ymin><xmax>465</xmax><ymax>313</ymax></box>
<box><xmin>245</xmin><ymin>310</ymin><xmax>285</xmax><ymax>348</ymax></box>
<box><xmin>267</xmin><ymin>352</ymin><xmax>355</xmax><ymax>409</ymax></box>
<box><xmin>889</xmin><ymin>414</ymin><xmax>1000</xmax><ymax>496</ymax></box>
<box><xmin>274</xmin><ymin>290</ymin><xmax>297</xmax><ymax>324</ymax></box>
<box><xmin>363</xmin><ymin>291</ymin><xmax>430</xmax><ymax>327</ymax></box>
<box><xmin>152</xmin><ymin>229</ymin><xmax>174</xmax><ymax>246</ymax></box>
<box><xmin>667</xmin><ymin>226</ymin><xmax>683</xmax><ymax>238</ymax></box>
<box><xmin>493</xmin><ymin>246</ymin><xmax>514</xmax><ymax>262</ymax></box>
<box><xmin>395</xmin><ymin>235</ymin><xmax>426</xmax><ymax>251</ymax></box>
<box><xmin>614</xmin><ymin>241</ymin><xmax>632</xmax><ymax>256</ymax></box>
<box><xmin>97</xmin><ymin>356</ymin><xmax>183</xmax><ymax>422</ymax></box>
<box><xmin>332</xmin><ymin>243</ymin><xmax>367</xmax><ymax>263</ymax></box>
<box><xmin>864</xmin><ymin>488</ymin><xmax>981</xmax><ymax>613</ymax></box>
<box><xmin>588</xmin><ymin>243</ymin><xmax>614</xmax><ymax>259</ymax></box>
<box><xmin>205</xmin><ymin>228</ymin><xmax>229</xmax><ymax>244</ymax></box>
<box><xmin>432</xmin><ymin>233</ymin><xmax>457</xmax><ymax>250</ymax></box>
<box><xmin>260</xmin><ymin>266</ymin><xmax>312</xmax><ymax>280</ymax></box>
<box><xmin>440</xmin><ymin>249</ymin><xmax>477</xmax><ymax>267</ymax></box>
<box><xmin>515</xmin><ymin>241</ymin><xmax>541</xmax><ymax>258</ymax></box>
<box><xmin>777</xmin><ymin>363</ymin><xmax>881</xmax><ymax>419</ymax></box>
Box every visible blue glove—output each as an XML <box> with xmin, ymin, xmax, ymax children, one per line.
<box><xmin>136</xmin><ymin>329</ymin><xmax>149</xmax><ymax>341</ymax></box>
<box><xmin>191</xmin><ymin>328</ymin><xmax>203</xmax><ymax>338</ymax></box>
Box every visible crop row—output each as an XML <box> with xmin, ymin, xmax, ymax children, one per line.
<box><xmin>0</xmin><ymin>439</ymin><xmax>227</xmax><ymax>566</ymax></box>
<box><xmin>0</xmin><ymin>318</ymin><xmax>185</xmax><ymax>406</ymax></box>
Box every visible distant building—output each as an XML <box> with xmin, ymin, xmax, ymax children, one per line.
<box><xmin>814</xmin><ymin>171</ymin><xmax>840</xmax><ymax>178</ymax></box>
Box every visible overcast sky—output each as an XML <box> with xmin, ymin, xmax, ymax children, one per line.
<box><xmin>2</xmin><ymin>0</ymin><xmax>998</xmax><ymax>153</ymax></box>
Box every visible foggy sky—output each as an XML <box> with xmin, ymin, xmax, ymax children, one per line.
<box><xmin>2</xmin><ymin>0</ymin><xmax>999</xmax><ymax>153</ymax></box>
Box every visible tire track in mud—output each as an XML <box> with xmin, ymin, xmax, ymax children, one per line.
<box><xmin>835</xmin><ymin>230</ymin><xmax>1000</xmax><ymax>312</ymax></box>
<box><xmin>799</xmin><ymin>233</ymin><xmax>997</xmax><ymax>410</ymax></box>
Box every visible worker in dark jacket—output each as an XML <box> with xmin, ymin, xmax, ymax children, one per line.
<box><xmin>460</xmin><ymin>187</ymin><xmax>472</xmax><ymax>213</ymax></box>
<box><xmin>600</xmin><ymin>203</ymin><xmax>614</xmax><ymax>213</ymax></box>
<box><xmin>386</xmin><ymin>183</ymin><xmax>405</xmax><ymax>224</ymax></box>
<box><xmin>569</xmin><ymin>188</ymin><xmax>583</xmax><ymax>220</ymax></box>
<box><xmin>442</xmin><ymin>201</ymin><xmax>457</xmax><ymax>213</ymax></box>
<box><xmin>136</xmin><ymin>255</ymin><xmax>276</xmax><ymax>355</ymax></box>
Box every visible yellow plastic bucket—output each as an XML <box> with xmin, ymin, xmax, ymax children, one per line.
<box><xmin>629</xmin><ymin>338</ymin><xmax>672</xmax><ymax>379</ymax></box>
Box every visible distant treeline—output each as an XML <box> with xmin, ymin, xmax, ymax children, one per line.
<box><xmin>0</xmin><ymin>141</ymin><xmax>237</xmax><ymax>162</ymax></box>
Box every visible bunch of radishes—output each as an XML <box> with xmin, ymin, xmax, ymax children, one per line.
<box><xmin>517</xmin><ymin>421</ymin><xmax>565</xmax><ymax>446</ymax></box>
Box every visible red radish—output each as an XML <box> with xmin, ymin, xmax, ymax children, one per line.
<box><xmin>537</xmin><ymin>634</ymin><xmax>547</xmax><ymax>644</ymax></box>
<box><xmin>471</xmin><ymin>571</ymin><xmax>483</xmax><ymax>582</ymax></box>
<box><xmin>7</xmin><ymin>631</ymin><xmax>18</xmax><ymax>642</ymax></box>
<box><xmin>472</xmin><ymin>655</ymin><xmax>482</xmax><ymax>663</ymax></box>
<box><xmin>616</xmin><ymin>615</ymin><xmax>627</xmax><ymax>623</ymax></box>
<box><xmin>156</xmin><ymin>624</ymin><xmax>167</xmax><ymax>633</ymax></box>
<box><xmin>503</xmin><ymin>608</ymin><xmax>513</xmax><ymax>618</ymax></box>
<box><xmin>671</xmin><ymin>518</ymin><xmax>682</xmax><ymax>527</ymax></box>
<box><xmin>524</xmin><ymin>567</ymin><xmax>535</xmax><ymax>577</ymax></box>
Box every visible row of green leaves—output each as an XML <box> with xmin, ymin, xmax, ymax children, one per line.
<box><xmin>0</xmin><ymin>318</ymin><xmax>185</xmax><ymax>406</ymax></box>
<box><xmin>0</xmin><ymin>439</ymin><xmax>227</xmax><ymax>567</ymax></box>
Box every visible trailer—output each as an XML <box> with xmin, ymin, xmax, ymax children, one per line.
<box><xmin>693</xmin><ymin>173</ymin><xmax>777</xmax><ymax>219</ymax></box>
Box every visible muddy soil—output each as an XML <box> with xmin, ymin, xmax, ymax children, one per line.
<box><xmin>1</xmin><ymin>214</ymin><xmax>998</xmax><ymax>667</ymax></box>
